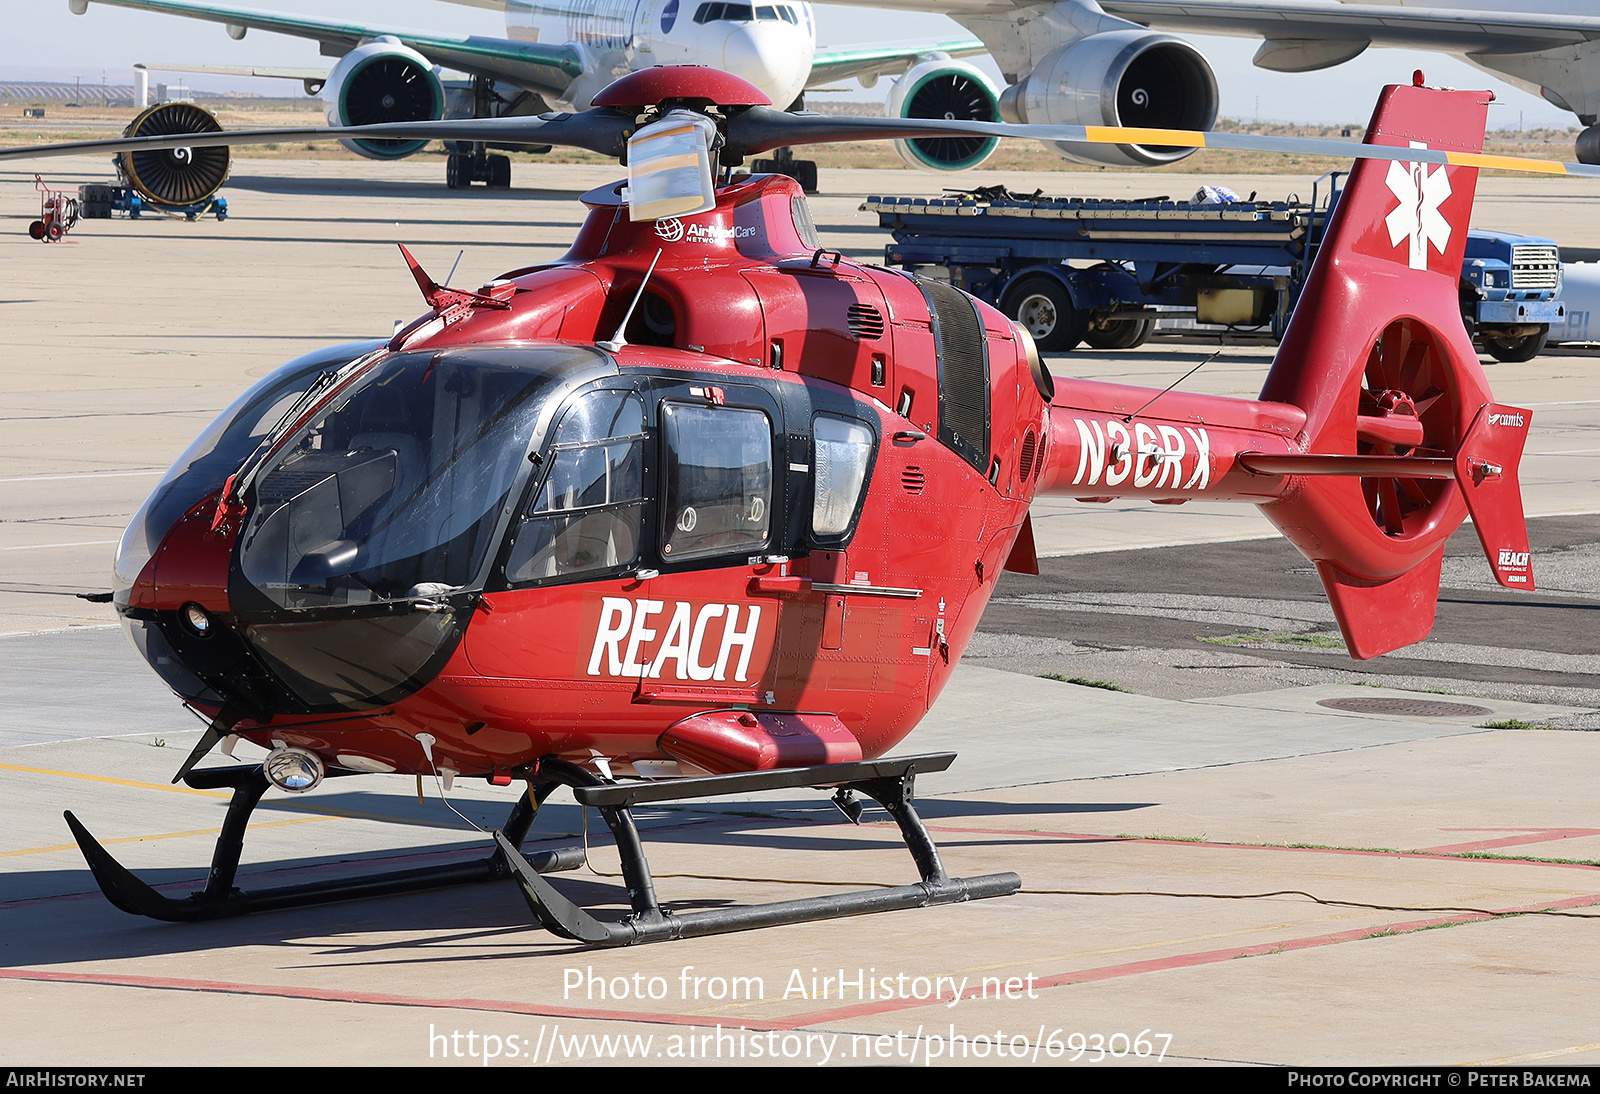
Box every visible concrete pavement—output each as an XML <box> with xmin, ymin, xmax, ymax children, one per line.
<box><xmin>1</xmin><ymin>158</ymin><xmax>1598</xmax><ymax>1067</ymax></box>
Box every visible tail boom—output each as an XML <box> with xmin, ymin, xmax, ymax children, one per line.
<box><xmin>1034</xmin><ymin>388</ymin><xmax>1305</xmax><ymax>504</ymax></box>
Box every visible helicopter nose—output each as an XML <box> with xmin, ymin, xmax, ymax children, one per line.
<box><xmin>722</xmin><ymin>23</ymin><xmax>809</xmax><ymax>109</ymax></box>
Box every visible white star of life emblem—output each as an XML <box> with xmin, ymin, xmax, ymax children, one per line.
<box><xmin>1384</xmin><ymin>141</ymin><xmax>1452</xmax><ymax>271</ymax></box>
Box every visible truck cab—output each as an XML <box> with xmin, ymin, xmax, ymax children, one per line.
<box><xmin>1460</xmin><ymin>229</ymin><xmax>1565</xmax><ymax>362</ymax></box>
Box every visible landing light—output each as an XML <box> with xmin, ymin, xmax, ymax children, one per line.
<box><xmin>264</xmin><ymin>746</ymin><xmax>325</xmax><ymax>793</ymax></box>
<box><xmin>180</xmin><ymin>602</ymin><xmax>212</xmax><ymax>637</ymax></box>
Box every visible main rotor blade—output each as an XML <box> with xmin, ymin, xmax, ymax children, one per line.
<box><xmin>6</xmin><ymin>101</ymin><xmax>1598</xmax><ymax>181</ymax></box>
<box><xmin>725</xmin><ymin>106</ymin><xmax>1600</xmax><ymax>179</ymax></box>
<box><xmin>0</xmin><ymin>112</ymin><xmax>633</xmax><ymax>163</ymax></box>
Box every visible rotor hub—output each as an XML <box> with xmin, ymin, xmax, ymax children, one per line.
<box><xmin>591</xmin><ymin>65</ymin><xmax>772</xmax><ymax>111</ymax></box>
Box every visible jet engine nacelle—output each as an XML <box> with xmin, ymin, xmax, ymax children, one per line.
<box><xmin>999</xmin><ymin>29</ymin><xmax>1218</xmax><ymax>167</ymax></box>
<box><xmin>888</xmin><ymin>57</ymin><xmax>1002</xmax><ymax>172</ymax></box>
<box><xmin>323</xmin><ymin>37</ymin><xmax>445</xmax><ymax>160</ymax></box>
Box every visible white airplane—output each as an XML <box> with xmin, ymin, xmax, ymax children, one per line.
<box><xmin>826</xmin><ymin>0</ymin><xmax>1600</xmax><ymax>167</ymax></box>
<box><xmin>69</xmin><ymin>0</ymin><xmax>998</xmax><ymax>189</ymax></box>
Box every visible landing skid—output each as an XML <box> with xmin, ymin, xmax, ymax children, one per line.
<box><xmin>64</xmin><ymin>753</ymin><xmax>1017</xmax><ymax>941</ymax></box>
<box><xmin>499</xmin><ymin>753</ymin><xmax>1020</xmax><ymax>947</ymax></box>
<box><xmin>64</xmin><ymin>764</ymin><xmax>582</xmax><ymax>922</ymax></box>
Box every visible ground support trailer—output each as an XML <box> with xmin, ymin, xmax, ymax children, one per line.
<box><xmin>866</xmin><ymin>190</ymin><xmax>1323</xmax><ymax>352</ymax></box>
<box><xmin>78</xmin><ymin>183</ymin><xmax>227</xmax><ymax>222</ymax></box>
<box><xmin>866</xmin><ymin>186</ymin><xmax>1564</xmax><ymax>359</ymax></box>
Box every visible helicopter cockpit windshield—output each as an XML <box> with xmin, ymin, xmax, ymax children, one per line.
<box><xmin>237</xmin><ymin>344</ymin><xmax>610</xmax><ymax>612</ymax></box>
<box><xmin>113</xmin><ymin>341</ymin><xmax>385</xmax><ymax>597</ymax></box>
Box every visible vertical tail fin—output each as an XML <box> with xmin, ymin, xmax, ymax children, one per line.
<box><xmin>1253</xmin><ymin>83</ymin><xmax>1534</xmax><ymax>658</ymax></box>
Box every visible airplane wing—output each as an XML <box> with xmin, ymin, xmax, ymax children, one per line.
<box><xmin>829</xmin><ymin>0</ymin><xmax>1600</xmax><ymax>53</ymax></box>
<box><xmin>807</xmin><ymin>38</ymin><xmax>989</xmax><ymax>88</ymax></box>
<box><xmin>1101</xmin><ymin>0</ymin><xmax>1600</xmax><ymax>53</ymax></box>
<box><xmin>137</xmin><ymin>63</ymin><xmax>330</xmax><ymax>92</ymax></box>
<box><xmin>72</xmin><ymin>0</ymin><xmax>583</xmax><ymax>96</ymax></box>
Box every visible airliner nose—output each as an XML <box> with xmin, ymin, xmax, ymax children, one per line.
<box><xmin>722</xmin><ymin>23</ymin><xmax>809</xmax><ymax>108</ymax></box>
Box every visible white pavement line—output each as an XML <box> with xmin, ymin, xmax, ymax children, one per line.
<box><xmin>995</xmin><ymin>591</ymin><xmax>1332</xmax><ymax>633</ymax></box>
<box><xmin>993</xmin><ymin>592</ymin><xmax>1600</xmax><ymax>676</ymax></box>
<box><xmin>1031</xmin><ymin>511</ymin><xmax>1600</xmax><ymax>558</ymax></box>
<box><xmin>1374</xmin><ymin>640</ymin><xmax>1600</xmax><ymax>676</ymax></box>
<box><xmin>1211</xmin><ymin>637</ymin><xmax>1600</xmax><ymax>676</ymax></box>
<box><xmin>0</xmin><ymin>540</ymin><xmax>119</xmax><ymax>552</ymax></box>
<box><xmin>1038</xmin><ymin>533</ymin><xmax>1282</xmax><ymax>558</ymax></box>
<box><xmin>0</xmin><ymin>470</ymin><xmax>162</xmax><ymax>483</ymax></box>
<box><xmin>0</xmin><ymin>624</ymin><xmax>120</xmax><ymax>638</ymax></box>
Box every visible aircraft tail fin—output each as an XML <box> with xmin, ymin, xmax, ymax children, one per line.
<box><xmin>1252</xmin><ymin>82</ymin><xmax>1535</xmax><ymax>658</ymax></box>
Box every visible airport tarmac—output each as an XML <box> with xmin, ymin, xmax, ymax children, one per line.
<box><xmin>1</xmin><ymin>158</ymin><xmax>1598</xmax><ymax>1067</ymax></box>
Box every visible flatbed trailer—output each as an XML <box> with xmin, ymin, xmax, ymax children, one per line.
<box><xmin>865</xmin><ymin>186</ymin><xmax>1327</xmax><ymax>351</ymax></box>
<box><xmin>866</xmin><ymin>180</ymin><xmax>1564</xmax><ymax>358</ymax></box>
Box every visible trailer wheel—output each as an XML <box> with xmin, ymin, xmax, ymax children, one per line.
<box><xmin>1084</xmin><ymin>316</ymin><xmax>1154</xmax><ymax>350</ymax></box>
<box><xmin>1482</xmin><ymin>327</ymin><xmax>1548</xmax><ymax>363</ymax></box>
<box><xmin>28</xmin><ymin>220</ymin><xmax>44</xmax><ymax>240</ymax></box>
<box><xmin>1002</xmin><ymin>277</ymin><xmax>1086</xmax><ymax>352</ymax></box>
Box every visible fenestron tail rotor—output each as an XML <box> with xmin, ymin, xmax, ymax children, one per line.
<box><xmin>1358</xmin><ymin>319</ymin><xmax>1458</xmax><ymax>539</ymax></box>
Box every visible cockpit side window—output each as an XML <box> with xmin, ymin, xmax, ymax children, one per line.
<box><xmin>239</xmin><ymin>347</ymin><xmax>588</xmax><ymax>610</ymax></box>
<box><xmin>503</xmin><ymin>390</ymin><xmax>647</xmax><ymax>585</ymax></box>
<box><xmin>660</xmin><ymin>402</ymin><xmax>772</xmax><ymax>561</ymax></box>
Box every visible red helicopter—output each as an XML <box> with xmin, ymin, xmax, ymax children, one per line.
<box><xmin>0</xmin><ymin>68</ymin><xmax>1557</xmax><ymax>946</ymax></box>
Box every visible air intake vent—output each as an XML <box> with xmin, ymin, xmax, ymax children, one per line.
<box><xmin>920</xmin><ymin>278</ymin><xmax>990</xmax><ymax>475</ymax></box>
<box><xmin>1018</xmin><ymin>429</ymin><xmax>1037</xmax><ymax>483</ymax></box>
<box><xmin>901</xmin><ymin>466</ymin><xmax>926</xmax><ymax>495</ymax></box>
<box><xmin>847</xmin><ymin>303</ymin><xmax>885</xmax><ymax>340</ymax></box>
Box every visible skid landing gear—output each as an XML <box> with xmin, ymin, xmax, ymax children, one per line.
<box><xmin>64</xmin><ymin>765</ymin><xmax>583</xmax><ymax>922</ymax></box>
<box><xmin>65</xmin><ymin>753</ymin><xmax>1016</xmax><ymax>941</ymax></box>
<box><xmin>499</xmin><ymin>753</ymin><xmax>1020</xmax><ymax>947</ymax></box>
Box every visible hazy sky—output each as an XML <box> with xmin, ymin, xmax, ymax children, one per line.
<box><xmin>5</xmin><ymin>0</ymin><xmax>1576</xmax><ymax>129</ymax></box>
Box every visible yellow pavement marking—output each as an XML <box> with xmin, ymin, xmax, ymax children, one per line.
<box><xmin>1470</xmin><ymin>1042</ymin><xmax>1600</xmax><ymax>1065</ymax></box>
<box><xmin>0</xmin><ymin>763</ymin><xmax>488</xmax><ymax>831</ymax></box>
<box><xmin>0</xmin><ymin>763</ymin><xmax>227</xmax><ymax>798</ymax></box>
<box><xmin>1</xmin><ymin>816</ymin><xmax>328</xmax><ymax>858</ymax></box>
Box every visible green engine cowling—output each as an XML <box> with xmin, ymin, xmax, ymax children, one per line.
<box><xmin>323</xmin><ymin>37</ymin><xmax>445</xmax><ymax>160</ymax></box>
<box><xmin>887</xmin><ymin>56</ymin><xmax>1001</xmax><ymax>173</ymax></box>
